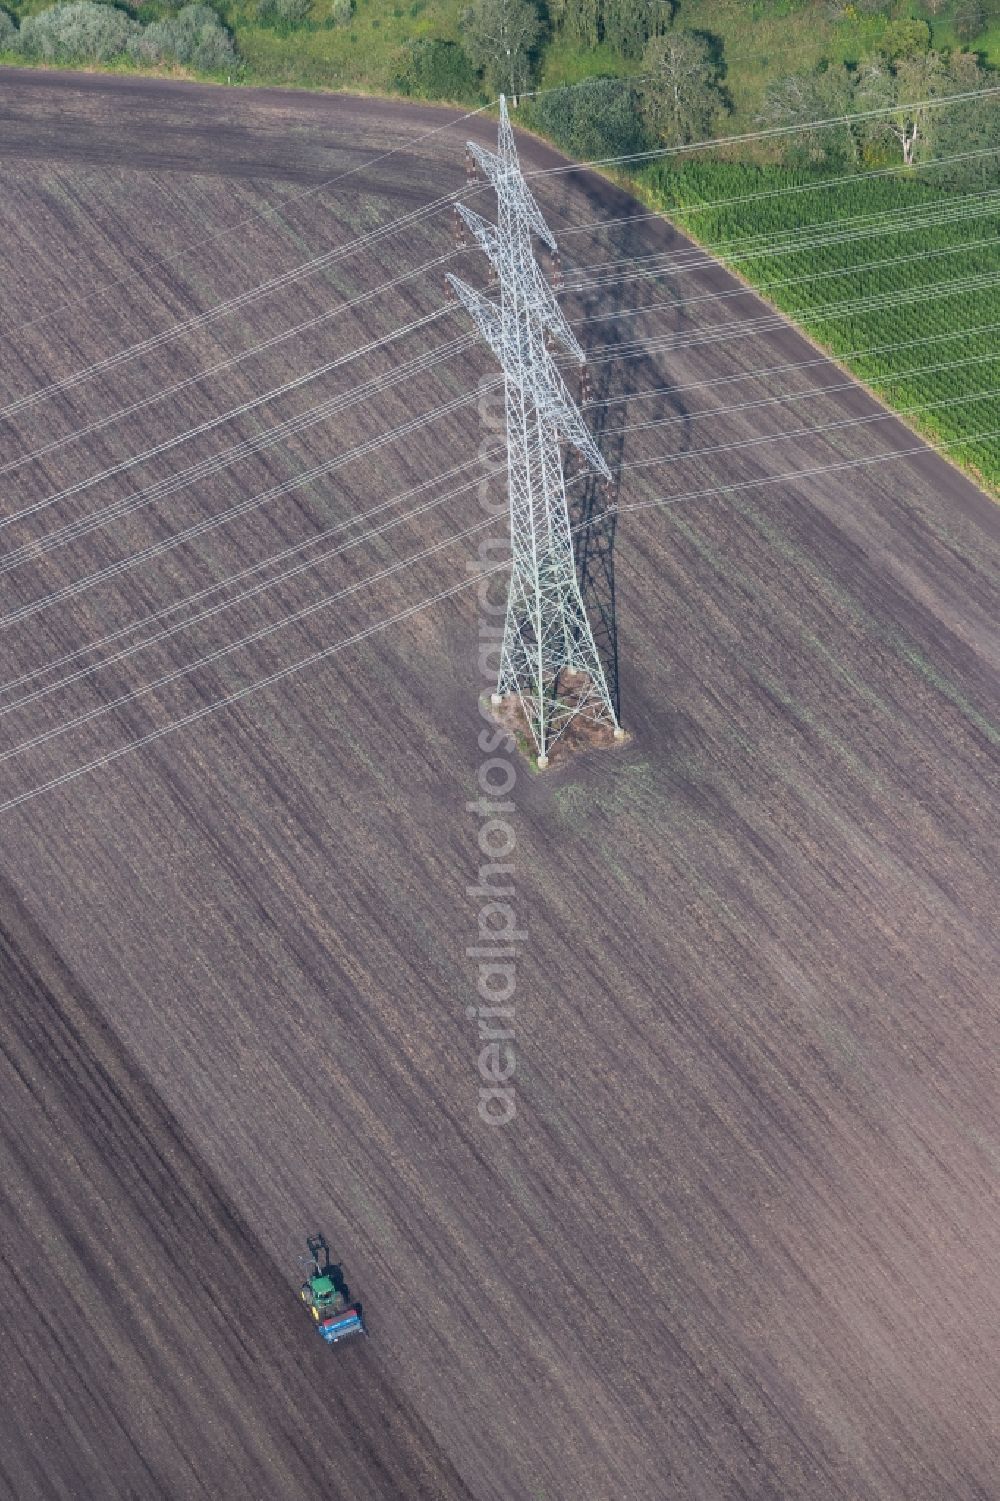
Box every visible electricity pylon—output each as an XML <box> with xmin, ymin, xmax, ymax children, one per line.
<box><xmin>448</xmin><ymin>96</ymin><xmax>623</xmax><ymax>769</ymax></box>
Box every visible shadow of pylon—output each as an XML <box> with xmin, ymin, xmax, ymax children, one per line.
<box><xmin>566</xmin><ymin>350</ymin><xmax>630</xmax><ymax>722</ymax></box>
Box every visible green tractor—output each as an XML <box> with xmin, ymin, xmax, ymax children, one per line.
<box><xmin>300</xmin><ymin>1234</ymin><xmax>365</xmax><ymax>1345</ymax></box>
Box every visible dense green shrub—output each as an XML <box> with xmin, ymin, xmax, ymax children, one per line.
<box><xmin>930</xmin><ymin>86</ymin><xmax>1000</xmax><ymax>191</ymax></box>
<box><xmin>254</xmin><ymin>0</ymin><xmax>311</xmax><ymax>33</ymax></box>
<box><xmin>878</xmin><ymin>17</ymin><xmax>930</xmax><ymax>58</ymax></box>
<box><xmin>554</xmin><ymin>0</ymin><xmax>667</xmax><ymax>59</ymax></box>
<box><xmin>396</xmin><ymin>37</ymin><xmax>481</xmax><ymax>99</ymax></box>
<box><xmin>130</xmin><ymin>3</ymin><xmax>235</xmax><ymax>66</ymax></box>
<box><xmin>17</xmin><ymin>0</ymin><xmax>139</xmax><ymax>62</ymax></box>
<box><xmin>7</xmin><ymin>0</ymin><xmax>235</xmax><ymax>68</ymax></box>
<box><xmin>761</xmin><ymin>66</ymin><xmax>857</xmax><ymax>170</ymax></box>
<box><xmin>559</xmin><ymin>0</ymin><xmax>599</xmax><ymax>47</ymax></box>
<box><xmin>529</xmin><ymin>77</ymin><xmax>649</xmax><ymax>159</ymax></box>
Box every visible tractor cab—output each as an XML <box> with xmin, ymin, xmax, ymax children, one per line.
<box><xmin>300</xmin><ymin>1235</ymin><xmax>365</xmax><ymax>1345</ymax></box>
<box><xmin>306</xmin><ymin>1272</ymin><xmax>338</xmax><ymax>1314</ymax></box>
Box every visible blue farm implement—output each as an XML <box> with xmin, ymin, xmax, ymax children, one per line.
<box><xmin>300</xmin><ymin>1235</ymin><xmax>365</xmax><ymax>1346</ymax></box>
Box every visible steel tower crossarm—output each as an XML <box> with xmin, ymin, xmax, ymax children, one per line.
<box><xmin>465</xmin><ymin>140</ymin><xmax>556</xmax><ymax>252</ymax></box>
<box><xmin>453</xmin><ymin>204</ymin><xmax>587</xmax><ymax>366</ymax></box>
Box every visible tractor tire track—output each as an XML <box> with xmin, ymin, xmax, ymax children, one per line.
<box><xmin>0</xmin><ymin>878</ymin><xmax>475</xmax><ymax>1501</ymax></box>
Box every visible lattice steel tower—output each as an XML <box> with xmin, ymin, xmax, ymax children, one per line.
<box><xmin>449</xmin><ymin>96</ymin><xmax>623</xmax><ymax>768</ymax></box>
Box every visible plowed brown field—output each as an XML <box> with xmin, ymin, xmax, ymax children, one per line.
<box><xmin>0</xmin><ymin>67</ymin><xmax>998</xmax><ymax>1501</ymax></box>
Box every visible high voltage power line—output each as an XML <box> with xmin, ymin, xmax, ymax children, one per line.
<box><xmin>609</xmin><ymin>351</ymin><xmax>999</xmax><ymax>440</ymax></box>
<box><xmin>0</xmin><ymin>97</ymin><xmax>494</xmax><ymax>345</ymax></box>
<box><xmin>555</xmin><ymin>146</ymin><xmax>1000</xmax><ymax>246</ymax></box>
<box><xmin>0</xmin><ymin>193</ymin><xmax>465</xmax><ymax>425</ymax></box>
<box><xmin>5</xmin><ymin>405</ymin><xmax>998</xmax><ymax>779</ymax></box>
<box><xmin>577</xmin><ymin>234</ymin><xmax>1000</xmax><ymax>327</ymax></box>
<box><xmin>590</xmin><ymin>321</ymin><xmax>1000</xmax><ymax>416</ymax></box>
<box><xmin>2</xmin><ymin>90</ymin><xmax>994</xmax><ymax>759</ymax></box>
<box><xmin>10</xmin><ymin>190</ymin><xmax>998</xmax><ymax>509</ymax></box>
<box><xmin>0</xmin><ymin>177</ymin><xmax>984</xmax><ymax>591</ymax></box>
<box><xmin>5</xmin><ymin>177</ymin><xmax>994</xmax><ymax>502</ymax></box>
<box><xmin>573</xmin><ymin>183</ymin><xmax>1000</xmax><ymax>272</ymax></box>
<box><xmin>1</xmin><ymin>227</ymin><xmax>990</xmax><ymax>581</ymax></box>
<box><xmin>0</xmin><ymin>304</ymin><xmax>456</xmax><ymax>536</ymax></box>
<box><xmin>0</xmin><ymin>347</ymin><xmax>994</xmax><ymax>734</ymax></box>
<box><xmin>6</xmin><ymin>161</ymin><xmax>992</xmax><ymax>467</ymax></box>
<box><xmin>2</xmin><ymin>95</ymin><xmax>993</xmax><ymax>430</ymax></box>
<box><xmin>0</xmin><ymin>331</ymin><xmax>477</xmax><ymax>576</ymax></box>
<box><xmin>0</xmin><ymin>248</ymin><xmax>459</xmax><ymax>483</ymax></box>
<box><xmin>3</xmin><ymin>58</ymin><xmax>991</xmax><ymax>364</ymax></box>
<box><xmin>578</xmin><ymin>268</ymin><xmax>1000</xmax><ymax>364</ymax></box>
<box><xmin>4</xmin><ymin>317</ymin><xmax>996</xmax><ymax>689</ymax></box>
<box><xmin>524</xmin><ymin>86</ymin><xmax>1000</xmax><ymax>177</ymax></box>
<box><xmin>3</xmin><ymin>251</ymin><xmax>996</xmax><ymax>600</ymax></box>
<box><xmin>1</xmin><ymin>423</ymin><xmax>996</xmax><ymax>818</ymax></box>
<box><xmin>0</xmin><ymin>424</ymin><xmax>490</xmax><ymax>633</ymax></box>
<box><xmin>5</xmin><ymin>256</ymin><xmax>995</xmax><ymax>610</ymax></box>
<box><xmin>570</xmin><ymin>191</ymin><xmax>1000</xmax><ymax>286</ymax></box>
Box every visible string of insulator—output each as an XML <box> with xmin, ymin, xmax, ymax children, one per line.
<box><xmin>452</xmin><ymin>204</ymin><xmax>468</xmax><ymax>250</ymax></box>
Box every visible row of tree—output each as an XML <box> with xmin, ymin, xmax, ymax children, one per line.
<box><xmin>459</xmin><ymin>0</ymin><xmax>683</xmax><ymax>98</ymax></box>
<box><xmin>456</xmin><ymin>0</ymin><xmax>997</xmax><ymax>185</ymax></box>
<box><xmin>525</xmin><ymin>32</ymin><xmax>730</xmax><ymax>159</ymax></box>
<box><xmin>764</xmin><ymin>46</ymin><xmax>998</xmax><ymax>175</ymax></box>
<box><xmin>460</xmin><ymin>0</ymin><xmax>730</xmax><ymax>151</ymax></box>
<box><xmin>456</xmin><ymin>0</ymin><xmax>672</xmax><ymax>93</ymax></box>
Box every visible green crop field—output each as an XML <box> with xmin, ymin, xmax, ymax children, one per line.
<box><xmin>636</xmin><ymin>160</ymin><xmax>1000</xmax><ymax>493</ymax></box>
